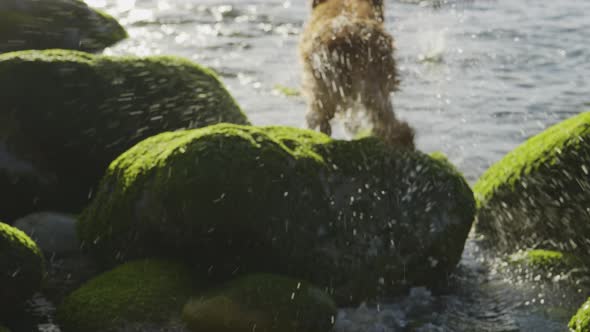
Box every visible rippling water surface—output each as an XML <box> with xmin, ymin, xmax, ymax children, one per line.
<box><xmin>73</xmin><ymin>0</ymin><xmax>590</xmax><ymax>331</ymax></box>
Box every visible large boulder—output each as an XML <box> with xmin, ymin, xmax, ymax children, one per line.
<box><xmin>78</xmin><ymin>124</ymin><xmax>475</xmax><ymax>304</ymax></box>
<box><xmin>0</xmin><ymin>221</ymin><xmax>44</xmax><ymax>316</ymax></box>
<box><xmin>56</xmin><ymin>259</ymin><xmax>194</xmax><ymax>332</ymax></box>
<box><xmin>474</xmin><ymin>112</ymin><xmax>590</xmax><ymax>256</ymax></box>
<box><xmin>182</xmin><ymin>274</ymin><xmax>336</xmax><ymax>332</ymax></box>
<box><xmin>0</xmin><ymin>49</ymin><xmax>249</xmax><ymax>221</ymax></box>
<box><xmin>0</xmin><ymin>0</ymin><xmax>127</xmax><ymax>53</ymax></box>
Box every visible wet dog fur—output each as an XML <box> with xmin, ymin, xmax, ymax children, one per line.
<box><xmin>300</xmin><ymin>0</ymin><xmax>415</xmax><ymax>148</ymax></box>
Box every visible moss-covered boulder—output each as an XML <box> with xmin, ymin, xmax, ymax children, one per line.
<box><xmin>56</xmin><ymin>259</ymin><xmax>194</xmax><ymax>332</ymax></box>
<box><xmin>79</xmin><ymin>124</ymin><xmax>475</xmax><ymax>304</ymax></box>
<box><xmin>0</xmin><ymin>222</ymin><xmax>44</xmax><ymax>316</ymax></box>
<box><xmin>0</xmin><ymin>0</ymin><xmax>127</xmax><ymax>53</ymax></box>
<box><xmin>570</xmin><ymin>298</ymin><xmax>590</xmax><ymax>332</ymax></box>
<box><xmin>182</xmin><ymin>274</ymin><xmax>336</xmax><ymax>332</ymax></box>
<box><xmin>474</xmin><ymin>112</ymin><xmax>590</xmax><ymax>256</ymax></box>
<box><xmin>0</xmin><ymin>49</ymin><xmax>249</xmax><ymax>221</ymax></box>
<box><xmin>509</xmin><ymin>249</ymin><xmax>580</xmax><ymax>270</ymax></box>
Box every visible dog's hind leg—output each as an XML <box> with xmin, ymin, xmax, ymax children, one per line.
<box><xmin>305</xmin><ymin>93</ymin><xmax>335</xmax><ymax>136</ymax></box>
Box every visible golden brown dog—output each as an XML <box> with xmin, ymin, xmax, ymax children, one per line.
<box><xmin>300</xmin><ymin>0</ymin><xmax>415</xmax><ymax>148</ymax></box>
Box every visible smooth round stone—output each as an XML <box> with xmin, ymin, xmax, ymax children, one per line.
<box><xmin>14</xmin><ymin>212</ymin><xmax>79</xmax><ymax>257</ymax></box>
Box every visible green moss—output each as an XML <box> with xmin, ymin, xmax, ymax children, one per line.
<box><xmin>570</xmin><ymin>298</ymin><xmax>590</xmax><ymax>332</ymax></box>
<box><xmin>475</xmin><ymin>112</ymin><xmax>590</xmax><ymax>205</ymax></box>
<box><xmin>0</xmin><ymin>222</ymin><xmax>44</xmax><ymax>315</ymax></box>
<box><xmin>182</xmin><ymin>274</ymin><xmax>336</xmax><ymax>332</ymax></box>
<box><xmin>273</xmin><ymin>84</ymin><xmax>301</xmax><ymax>97</ymax></box>
<box><xmin>474</xmin><ymin>112</ymin><xmax>590</xmax><ymax>254</ymax></box>
<box><xmin>57</xmin><ymin>259</ymin><xmax>194</xmax><ymax>332</ymax></box>
<box><xmin>79</xmin><ymin>124</ymin><xmax>329</xmax><ymax>273</ymax></box>
<box><xmin>352</xmin><ymin>128</ymin><xmax>373</xmax><ymax>139</ymax></box>
<box><xmin>0</xmin><ymin>49</ymin><xmax>248</xmax><ymax>220</ymax></box>
<box><xmin>509</xmin><ymin>249</ymin><xmax>580</xmax><ymax>270</ymax></box>
<box><xmin>79</xmin><ymin>124</ymin><xmax>475</xmax><ymax>304</ymax></box>
<box><xmin>0</xmin><ymin>325</ymin><xmax>10</xmax><ymax>332</ymax></box>
<box><xmin>0</xmin><ymin>0</ymin><xmax>127</xmax><ymax>53</ymax></box>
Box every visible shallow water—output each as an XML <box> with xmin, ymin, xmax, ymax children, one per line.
<box><xmin>38</xmin><ymin>0</ymin><xmax>590</xmax><ymax>331</ymax></box>
<box><xmin>92</xmin><ymin>0</ymin><xmax>590</xmax><ymax>183</ymax></box>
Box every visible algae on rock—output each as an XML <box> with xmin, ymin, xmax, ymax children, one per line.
<box><xmin>183</xmin><ymin>274</ymin><xmax>337</xmax><ymax>332</ymax></box>
<box><xmin>79</xmin><ymin>124</ymin><xmax>475</xmax><ymax>304</ymax></box>
<box><xmin>508</xmin><ymin>249</ymin><xmax>579</xmax><ymax>270</ymax></box>
<box><xmin>0</xmin><ymin>222</ymin><xmax>44</xmax><ymax>317</ymax></box>
<box><xmin>56</xmin><ymin>259</ymin><xmax>194</xmax><ymax>332</ymax></box>
<box><xmin>0</xmin><ymin>49</ymin><xmax>249</xmax><ymax>221</ymax></box>
<box><xmin>570</xmin><ymin>298</ymin><xmax>590</xmax><ymax>332</ymax></box>
<box><xmin>474</xmin><ymin>112</ymin><xmax>590</xmax><ymax>257</ymax></box>
<box><xmin>0</xmin><ymin>0</ymin><xmax>127</xmax><ymax>53</ymax></box>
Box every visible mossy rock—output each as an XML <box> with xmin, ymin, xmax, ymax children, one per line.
<box><xmin>79</xmin><ymin>124</ymin><xmax>475</xmax><ymax>304</ymax></box>
<box><xmin>56</xmin><ymin>259</ymin><xmax>194</xmax><ymax>332</ymax></box>
<box><xmin>0</xmin><ymin>49</ymin><xmax>249</xmax><ymax>221</ymax></box>
<box><xmin>570</xmin><ymin>298</ymin><xmax>590</xmax><ymax>332</ymax></box>
<box><xmin>0</xmin><ymin>0</ymin><xmax>127</xmax><ymax>53</ymax></box>
<box><xmin>474</xmin><ymin>112</ymin><xmax>590</xmax><ymax>256</ymax></box>
<box><xmin>0</xmin><ymin>222</ymin><xmax>44</xmax><ymax>317</ymax></box>
<box><xmin>182</xmin><ymin>274</ymin><xmax>336</xmax><ymax>332</ymax></box>
<box><xmin>0</xmin><ymin>326</ymin><xmax>10</xmax><ymax>332</ymax></box>
<box><xmin>508</xmin><ymin>249</ymin><xmax>580</xmax><ymax>270</ymax></box>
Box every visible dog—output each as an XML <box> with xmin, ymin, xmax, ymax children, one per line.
<box><xmin>299</xmin><ymin>0</ymin><xmax>415</xmax><ymax>149</ymax></box>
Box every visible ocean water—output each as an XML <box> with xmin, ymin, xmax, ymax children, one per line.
<box><xmin>91</xmin><ymin>0</ymin><xmax>590</xmax><ymax>183</ymax></box>
<box><xmin>50</xmin><ymin>0</ymin><xmax>590</xmax><ymax>331</ymax></box>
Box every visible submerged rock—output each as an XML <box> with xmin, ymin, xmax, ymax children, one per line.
<box><xmin>56</xmin><ymin>259</ymin><xmax>194</xmax><ymax>332</ymax></box>
<box><xmin>0</xmin><ymin>221</ymin><xmax>44</xmax><ymax>317</ymax></box>
<box><xmin>569</xmin><ymin>298</ymin><xmax>590</xmax><ymax>332</ymax></box>
<box><xmin>182</xmin><ymin>274</ymin><xmax>336</xmax><ymax>332</ymax></box>
<box><xmin>79</xmin><ymin>124</ymin><xmax>474</xmax><ymax>304</ymax></box>
<box><xmin>0</xmin><ymin>0</ymin><xmax>127</xmax><ymax>53</ymax></box>
<box><xmin>0</xmin><ymin>49</ymin><xmax>249</xmax><ymax>221</ymax></box>
<box><xmin>474</xmin><ymin>112</ymin><xmax>590</xmax><ymax>257</ymax></box>
<box><xmin>13</xmin><ymin>212</ymin><xmax>79</xmax><ymax>257</ymax></box>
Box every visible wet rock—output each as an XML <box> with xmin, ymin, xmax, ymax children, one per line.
<box><xmin>569</xmin><ymin>297</ymin><xmax>590</xmax><ymax>332</ymax></box>
<box><xmin>13</xmin><ymin>212</ymin><xmax>79</xmax><ymax>257</ymax></box>
<box><xmin>56</xmin><ymin>259</ymin><xmax>194</xmax><ymax>332</ymax></box>
<box><xmin>182</xmin><ymin>274</ymin><xmax>336</xmax><ymax>332</ymax></box>
<box><xmin>0</xmin><ymin>0</ymin><xmax>127</xmax><ymax>53</ymax></box>
<box><xmin>0</xmin><ymin>221</ymin><xmax>44</xmax><ymax>319</ymax></box>
<box><xmin>0</xmin><ymin>49</ymin><xmax>249</xmax><ymax>221</ymax></box>
<box><xmin>0</xmin><ymin>144</ymin><xmax>58</xmax><ymax>224</ymax></box>
<box><xmin>43</xmin><ymin>253</ymin><xmax>101</xmax><ymax>305</ymax></box>
<box><xmin>474</xmin><ymin>112</ymin><xmax>590</xmax><ymax>257</ymax></box>
<box><xmin>79</xmin><ymin>124</ymin><xmax>475</xmax><ymax>304</ymax></box>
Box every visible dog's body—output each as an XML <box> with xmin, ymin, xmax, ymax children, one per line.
<box><xmin>300</xmin><ymin>0</ymin><xmax>415</xmax><ymax>148</ymax></box>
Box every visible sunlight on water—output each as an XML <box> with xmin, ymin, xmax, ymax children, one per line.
<box><xmin>417</xmin><ymin>29</ymin><xmax>447</xmax><ymax>63</ymax></box>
